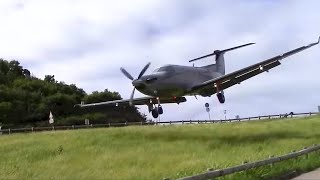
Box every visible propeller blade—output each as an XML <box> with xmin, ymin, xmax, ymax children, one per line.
<box><xmin>120</xmin><ymin>67</ymin><xmax>134</xmax><ymax>81</ymax></box>
<box><xmin>129</xmin><ymin>87</ymin><xmax>136</xmax><ymax>106</ymax></box>
<box><xmin>138</xmin><ymin>62</ymin><xmax>151</xmax><ymax>79</ymax></box>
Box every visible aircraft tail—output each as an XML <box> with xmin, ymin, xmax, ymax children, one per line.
<box><xmin>189</xmin><ymin>43</ymin><xmax>255</xmax><ymax>75</ymax></box>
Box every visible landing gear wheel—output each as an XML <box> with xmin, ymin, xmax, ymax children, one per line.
<box><xmin>152</xmin><ymin>108</ymin><xmax>159</xmax><ymax>118</ymax></box>
<box><xmin>158</xmin><ymin>105</ymin><xmax>163</xmax><ymax>114</ymax></box>
<box><xmin>217</xmin><ymin>92</ymin><xmax>225</xmax><ymax>103</ymax></box>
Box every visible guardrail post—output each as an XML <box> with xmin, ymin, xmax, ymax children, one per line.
<box><xmin>269</xmin><ymin>155</ymin><xmax>274</xmax><ymax>167</ymax></box>
<box><xmin>303</xmin><ymin>147</ymin><xmax>308</xmax><ymax>159</ymax></box>
<box><xmin>259</xmin><ymin>116</ymin><xmax>261</xmax><ymax>120</ymax></box>
<box><xmin>72</xmin><ymin>125</ymin><xmax>74</xmax><ymax>129</ymax></box>
<box><xmin>108</xmin><ymin>123</ymin><xmax>111</xmax><ymax>127</ymax></box>
<box><xmin>309</xmin><ymin>112</ymin><xmax>312</xmax><ymax>116</ymax></box>
<box><xmin>248</xmin><ymin>117</ymin><xmax>251</xmax><ymax>121</ymax></box>
<box><xmin>31</xmin><ymin>127</ymin><xmax>34</xmax><ymax>132</ymax></box>
<box><xmin>169</xmin><ymin>121</ymin><xmax>171</xmax><ymax>124</ymax></box>
<box><xmin>8</xmin><ymin>128</ymin><xmax>11</xmax><ymax>135</ymax></box>
<box><xmin>90</xmin><ymin>124</ymin><xmax>93</xmax><ymax>128</ymax></box>
<box><xmin>198</xmin><ymin>120</ymin><xmax>200</xmax><ymax>124</ymax></box>
<box><xmin>268</xmin><ymin>115</ymin><xmax>271</xmax><ymax>119</ymax></box>
<box><xmin>182</xmin><ymin>121</ymin><xmax>184</xmax><ymax>124</ymax></box>
<box><xmin>141</xmin><ymin>121</ymin><xmax>143</xmax><ymax>125</ymax></box>
<box><xmin>291</xmin><ymin>150</ymin><xmax>298</xmax><ymax>161</ymax></box>
<box><xmin>52</xmin><ymin>126</ymin><xmax>55</xmax><ymax>131</ymax></box>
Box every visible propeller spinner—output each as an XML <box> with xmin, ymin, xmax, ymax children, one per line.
<box><xmin>120</xmin><ymin>62</ymin><xmax>151</xmax><ymax>106</ymax></box>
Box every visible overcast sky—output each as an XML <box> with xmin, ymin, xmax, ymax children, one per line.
<box><xmin>0</xmin><ymin>0</ymin><xmax>319</xmax><ymax>121</ymax></box>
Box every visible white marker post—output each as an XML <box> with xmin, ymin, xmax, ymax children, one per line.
<box><xmin>205</xmin><ymin>103</ymin><xmax>211</xmax><ymax>120</ymax></box>
<box><xmin>49</xmin><ymin>111</ymin><xmax>54</xmax><ymax>124</ymax></box>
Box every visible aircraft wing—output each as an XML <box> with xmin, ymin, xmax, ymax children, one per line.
<box><xmin>190</xmin><ymin>37</ymin><xmax>319</xmax><ymax>94</ymax></box>
<box><xmin>75</xmin><ymin>96</ymin><xmax>187</xmax><ymax>108</ymax></box>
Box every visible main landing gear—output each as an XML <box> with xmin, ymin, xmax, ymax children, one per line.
<box><xmin>217</xmin><ymin>92</ymin><xmax>225</xmax><ymax>103</ymax></box>
<box><xmin>215</xmin><ymin>83</ymin><xmax>225</xmax><ymax>104</ymax></box>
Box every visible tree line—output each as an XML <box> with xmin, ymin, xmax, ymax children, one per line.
<box><xmin>0</xmin><ymin>59</ymin><xmax>146</xmax><ymax>128</ymax></box>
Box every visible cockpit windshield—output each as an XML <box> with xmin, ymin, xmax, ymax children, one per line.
<box><xmin>153</xmin><ymin>65</ymin><xmax>175</xmax><ymax>73</ymax></box>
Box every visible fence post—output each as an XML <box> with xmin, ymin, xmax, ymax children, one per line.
<box><xmin>31</xmin><ymin>127</ymin><xmax>34</xmax><ymax>132</ymax></box>
<box><xmin>90</xmin><ymin>124</ymin><xmax>93</xmax><ymax>128</ymax></box>
<box><xmin>309</xmin><ymin>112</ymin><xmax>312</xmax><ymax>116</ymax></box>
<box><xmin>259</xmin><ymin>116</ymin><xmax>261</xmax><ymax>120</ymax></box>
<box><xmin>269</xmin><ymin>115</ymin><xmax>271</xmax><ymax>119</ymax></box>
<box><xmin>52</xmin><ymin>126</ymin><xmax>55</xmax><ymax>131</ymax></box>
<box><xmin>108</xmin><ymin>123</ymin><xmax>111</xmax><ymax>127</ymax></box>
<box><xmin>141</xmin><ymin>121</ymin><xmax>143</xmax><ymax>125</ymax></box>
<box><xmin>8</xmin><ymin>128</ymin><xmax>11</xmax><ymax>135</ymax></box>
<box><xmin>72</xmin><ymin>125</ymin><xmax>74</xmax><ymax>129</ymax></box>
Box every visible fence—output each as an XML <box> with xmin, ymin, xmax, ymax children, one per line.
<box><xmin>178</xmin><ymin>144</ymin><xmax>320</xmax><ymax>180</ymax></box>
<box><xmin>0</xmin><ymin>112</ymin><xmax>318</xmax><ymax>135</ymax></box>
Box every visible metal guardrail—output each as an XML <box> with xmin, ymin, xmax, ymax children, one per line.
<box><xmin>0</xmin><ymin>112</ymin><xmax>318</xmax><ymax>135</ymax></box>
<box><xmin>178</xmin><ymin>144</ymin><xmax>320</xmax><ymax>180</ymax></box>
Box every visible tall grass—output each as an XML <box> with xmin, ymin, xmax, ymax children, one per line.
<box><xmin>0</xmin><ymin>116</ymin><xmax>319</xmax><ymax>179</ymax></box>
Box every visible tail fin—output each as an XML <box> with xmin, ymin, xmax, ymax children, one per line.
<box><xmin>189</xmin><ymin>43</ymin><xmax>254</xmax><ymax>75</ymax></box>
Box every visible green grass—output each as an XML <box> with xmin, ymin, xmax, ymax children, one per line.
<box><xmin>1</xmin><ymin>116</ymin><xmax>320</xmax><ymax>180</ymax></box>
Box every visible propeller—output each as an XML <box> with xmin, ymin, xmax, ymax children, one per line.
<box><xmin>120</xmin><ymin>62</ymin><xmax>151</xmax><ymax>106</ymax></box>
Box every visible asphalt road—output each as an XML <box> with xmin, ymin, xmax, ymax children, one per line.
<box><xmin>292</xmin><ymin>168</ymin><xmax>320</xmax><ymax>180</ymax></box>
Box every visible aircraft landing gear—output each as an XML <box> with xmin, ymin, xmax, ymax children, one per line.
<box><xmin>151</xmin><ymin>107</ymin><xmax>159</xmax><ymax>118</ymax></box>
<box><xmin>158</xmin><ymin>105</ymin><xmax>163</xmax><ymax>114</ymax></box>
<box><xmin>150</xmin><ymin>97</ymin><xmax>163</xmax><ymax>118</ymax></box>
<box><xmin>150</xmin><ymin>105</ymin><xmax>163</xmax><ymax>118</ymax></box>
<box><xmin>217</xmin><ymin>92</ymin><xmax>225</xmax><ymax>103</ymax></box>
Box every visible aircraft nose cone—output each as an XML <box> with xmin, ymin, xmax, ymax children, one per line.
<box><xmin>132</xmin><ymin>79</ymin><xmax>146</xmax><ymax>89</ymax></box>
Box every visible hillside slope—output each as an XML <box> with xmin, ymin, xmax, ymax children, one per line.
<box><xmin>0</xmin><ymin>116</ymin><xmax>320</xmax><ymax>179</ymax></box>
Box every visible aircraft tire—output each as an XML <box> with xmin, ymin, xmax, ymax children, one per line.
<box><xmin>217</xmin><ymin>92</ymin><xmax>225</xmax><ymax>103</ymax></box>
<box><xmin>158</xmin><ymin>105</ymin><xmax>163</xmax><ymax>114</ymax></box>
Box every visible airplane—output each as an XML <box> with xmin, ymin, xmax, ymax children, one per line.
<box><xmin>76</xmin><ymin>37</ymin><xmax>319</xmax><ymax>118</ymax></box>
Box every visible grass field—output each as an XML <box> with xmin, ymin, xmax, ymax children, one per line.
<box><xmin>1</xmin><ymin>116</ymin><xmax>320</xmax><ymax>180</ymax></box>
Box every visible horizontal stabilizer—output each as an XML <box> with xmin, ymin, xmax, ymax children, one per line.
<box><xmin>189</xmin><ymin>42</ymin><xmax>255</xmax><ymax>62</ymax></box>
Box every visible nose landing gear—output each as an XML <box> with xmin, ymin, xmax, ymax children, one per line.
<box><xmin>151</xmin><ymin>107</ymin><xmax>159</xmax><ymax>118</ymax></box>
<box><xmin>149</xmin><ymin>97</ymin><xmax>164</xmax><ymax>118</ymax></box>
